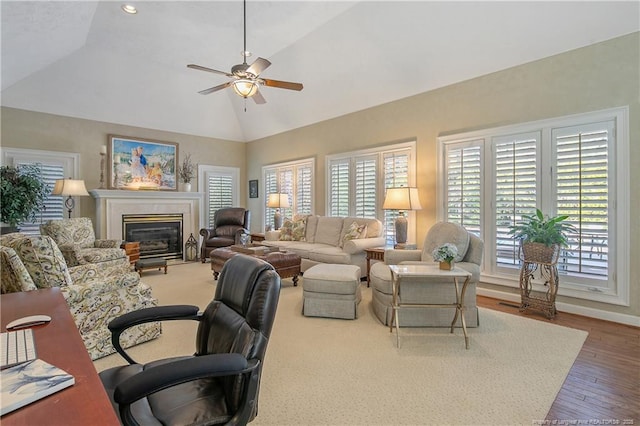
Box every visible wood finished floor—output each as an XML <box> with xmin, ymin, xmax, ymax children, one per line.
<box><xmin>478</xmin><ymin>296</ymin><xmax>640</xmax><ymax>423</ymax></box>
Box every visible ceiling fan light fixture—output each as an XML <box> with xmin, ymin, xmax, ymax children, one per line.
<box><xmin>233</xmin><ymin>79</ymin><xmax>259</xmax><ymax>98</ymax></box>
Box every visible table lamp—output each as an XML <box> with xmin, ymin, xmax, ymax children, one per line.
<box><xmin>267</xmin><ymin>193</ymin><xmax>290</xmax><ymax>230</ymax></box>
<box><xmin>52</xmin><ymin>178</ymin><xmax>90</xmax><ymax>218</ymax></box>
<box><xmin>382</xmin><ymin>187</ymin><xmax>422</xmax><ymax>246</ymax></box>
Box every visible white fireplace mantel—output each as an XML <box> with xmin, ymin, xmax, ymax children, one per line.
<box><xmin>90</xmin><ymin>190</ymin><xmax>204</xmax><ymax>244</ymax></box>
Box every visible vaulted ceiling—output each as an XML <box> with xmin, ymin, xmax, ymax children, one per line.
<box><xmin>2</xmin><ymin>1</ymin><xmax>638</xmax><ymax>142</ymax></box>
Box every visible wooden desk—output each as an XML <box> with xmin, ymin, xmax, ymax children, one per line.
<box><xmin>1</xmin><ymin>288</ymin><xmax>119</xmax><ymax>425</ymax></box>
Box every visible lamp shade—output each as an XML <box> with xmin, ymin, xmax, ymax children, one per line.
<box><xmin>267</xmin><ymin>193</ymin><xmax>290</xmax><ymax>209</ymax></box>
<box><xmin>51</xmin><ymin>178</ymin><xmax>90</xmax><ymax>197</ymax></box>
<box><xmin>232</xmin><ymin>79</ymin><xmax>259</xmax><ymax>98</ymax></box>
<box><xmin>382</xmin><ymin>187</ymin><xmax>422</xmax><ymax>211</ymax></box>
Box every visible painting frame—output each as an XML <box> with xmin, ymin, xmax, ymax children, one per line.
<box><xmin>249</xmin><ymin>179</ymin><xmax>259</xmax><ymax>198</ymax></box>
<box><xmin>108</xmin><ymin>135</ymin><xmax>178</xmax><ymax>191</ymax></box>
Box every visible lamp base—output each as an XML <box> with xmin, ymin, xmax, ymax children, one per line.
<box><xmin>274</xmin><ymin>210</ymin><xmax>283</xmax><ymax>231</ymax></box>
<box><xmin>394</xmin><ymin>213</ymin><xmax>408</xmax><ymax>245</ymax></box>
<box><xmin>64</xmin><ymin>196</ymin><xmax>75</xmax><ymax>219</ymax></box>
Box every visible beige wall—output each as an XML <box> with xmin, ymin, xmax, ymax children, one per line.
<box><xmin>0</xmin><ymin>108</ymin><xmax>246</xmax><ymax>221</ymax></box>
<box><xmin>1</xmin><ymin>33</ymin><xmax>637</xmax><ymax>320</ymax></box>
<box><xmin>246</xmin><ymin>33</ymin><xmax>639</xmax><ymax>319</ymax></box>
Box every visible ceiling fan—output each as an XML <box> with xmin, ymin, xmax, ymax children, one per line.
<box><xmin>187</xmin><ymin>0</ymin><xmax>303</xmax><ymax>104</ymax></box>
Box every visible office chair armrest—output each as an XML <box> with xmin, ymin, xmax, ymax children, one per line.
<box><xmin>109</xmin><ymin>305</ymin><xmax>201</xmax><ymax>365</ymax></box>
<box><xmin>114</xmin><ymin>355</ymin><xmax>258</xmax><ymax>406</ymax></box>
<box><xmin>109</xmin><ymin>305</ymin><xmax>201</xmax><ymax>331</ymax></box>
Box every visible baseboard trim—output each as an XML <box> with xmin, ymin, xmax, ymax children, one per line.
<box><xmin>477</xmin><ymin>288</ymin><xmax>640</xmax><ymax>327</ymax></box>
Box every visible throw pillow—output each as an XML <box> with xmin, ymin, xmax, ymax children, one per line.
<box><xmin>341</xmin><ymin>221</ymin><xmax>367</xmax><ymax>247</ymax></box>
<box><xmin>291</xmin><ymin>217</ymin><xmax>307</xmax><ymax>241</ymax></box>
<box><xmin>279</xmin><ymin>219</ymin><xmax>295</xmax><ymax>241</ymax></box>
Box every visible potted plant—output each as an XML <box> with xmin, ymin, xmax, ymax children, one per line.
<box><xmin>508</xmin><ymin>208</ymin><xmax>576</xmax><ymax>264</ymax></box>
<box><xmin>0</xmin><ymin>164</ymin><xmax>50</xmax><ymax>233</ymax></box>
<box><xmin>432</xmin><ymin>243</ymin><xmax>458</xmax><ymax>270</ymax></box>
<box><xmin>177</xmin><ymin>153</ymin><xmax>195</xmax><ymax>192</ymax></box>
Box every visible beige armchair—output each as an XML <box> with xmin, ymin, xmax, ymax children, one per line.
<box><xmin>370</xmin><ymin>222</ymin><xmax>483</xmax><ymax>327</ymax></box>
<box><xmin>40</xmin><ymin>217</ymin><xmax>126</xmax><ymax>267</ymax></box>
<box><xmin>0</xmin><ymin>233</ymin><xmax>161</xmax><ymax>360</ymax></box>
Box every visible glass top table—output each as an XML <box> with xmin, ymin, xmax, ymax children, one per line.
<box><xmin>388</xmin><ymin>264</ymin><xmax>472</xmax><ymax>349</ymax></box>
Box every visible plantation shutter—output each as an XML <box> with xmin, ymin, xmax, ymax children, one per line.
<box><xmin>445</xmin><ymin>142</ymin><xmax>482</xmax><ymax>236</ymax></box>
<box><xmin>329</xmin><ymin>159</ymin><xmax>350</xmax><ymax>217</ymax></box>
<box><xmin>206</xmin><ymin>172</ymin><xmax>234</xmax><ymax>228</ymax></box>
<box><xmin>383</xmin><ymin>151</ymin><xmax>410</xmax><ymax>246</ymax></box>
<box><xmin>493</xmin><ymin>133</ymin><xmax>539</xmax><ymax>268</ymax></box>
<box><xmin>296</xmin><ymin>164</ymin><xmax>313</xmax><ymax>215</ymax></box>
<box><xmin>264</xmin><ymin>169</ymin><xmax>278</xmax><ymax>229</ymax></box>
<box><xmin>279</xmin><ymin>168</ymin><xmax>294</xmax><ymax>220</ymax></box>
<box><xmin>354</xmin><ymin>156</ymin><xmax>377</xmax><ymax>218</ymax></box>
<box><xmin>13</xmin><ymin>162</ymin><xmax>63</xmax><ymax>235</ymax></box>
<box><xmin>263</xmin><ymin>160</ymin><xmax>314</xmax><ymax>230</ymax></box>
<box><xmin>554</xmin><ymin>122</ymin><xmax>611</xmax><ymax>279</ymax></box>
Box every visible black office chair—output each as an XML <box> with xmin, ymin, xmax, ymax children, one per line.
<box><xmin>99</xmin><ymin>254</ymin><xmax>281</xmax><ymax>426</ymax></box>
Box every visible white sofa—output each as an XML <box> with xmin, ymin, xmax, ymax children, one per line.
<box><xmin>262</xmin><ymin>215</ymin><xmax>385</xmax><ymax>278</ymax></box>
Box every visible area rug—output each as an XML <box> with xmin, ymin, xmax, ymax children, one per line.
<box><xmin>94</xmin><ymin>262</ymin><xmax>588</xmax><ymax>425</ymax></box>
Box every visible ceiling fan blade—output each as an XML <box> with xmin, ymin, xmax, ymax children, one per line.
<box><xmin>252</xmin><ymin>89</ymin><xmax>267</xmax><ymax>104</ymax></box>
<box><xmin>187</xmin><ymin>64</ymin><xmax>234</xmax><ymax>78</ymax></box>
<box><xmin>246</xmin><ymin>57</ymin><xmax>271</xmax><ymax>77</ymax></box>
<box><xmin>198</xmin><ymin>81</ymin><xmax>232</xmax><ymax>95</ymax></box>
<box><xmin>262</xmin><ymin>78</ymin><xmax>303</xmax><ymax>91</ymax></box>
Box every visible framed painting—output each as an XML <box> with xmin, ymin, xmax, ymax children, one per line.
<box><xmin>249</xmin><ymin>180</ymin><xmax>259</xmax><ymax>198</ymax></box>
<box><xmin>108</xmin><ymin>135</ymin><xmax>178</xmax><ymax>190</ymax></box>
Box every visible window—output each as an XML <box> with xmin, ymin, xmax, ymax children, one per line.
<box><xmin>198</xmin><ymin>165</ymin><xmax>240</xmax><ymax>228</ymax></box>
<box><xmin>262</xmin><ymin>158</ymin><xmax>314</xmax><ymax>229</ymax></box>
<box><xmin>1</xmin><ymin>148</ymin><xmax>81</xmax><ymax>235</ymax></box>
<box><xmin>438</xmin><ymin>107</ymin><xmax>629</xmax><ymax>305</ymax></box>
<box><xmin>327</xmin><ymin>141</ymin><xmax>417</xmax><ymax>245</ymax></box>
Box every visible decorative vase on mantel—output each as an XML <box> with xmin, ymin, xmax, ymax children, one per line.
<box><xmin>439</xmin><ymin>261</ymin><xmax>453</xmax><ymax>271</ymax></box>
<box><xmin>181</xmin><ymin>182</ymin><xmax>192</xmax><ymax>192</ymax></box>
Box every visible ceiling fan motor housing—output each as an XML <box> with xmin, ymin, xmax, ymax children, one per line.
<box><xmin>232</xmin><ymin>63</ymin><xmax>252</xmax><ymax>78</ymax></box>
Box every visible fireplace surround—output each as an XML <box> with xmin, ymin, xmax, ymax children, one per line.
<box><xmin>90</xmin><ymin>190</ymin><xmax>203</xmax><ymax>261</ymax></box>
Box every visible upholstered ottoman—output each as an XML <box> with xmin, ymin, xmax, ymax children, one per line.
<box><xmin>210</xmin><ymin>247</ymin><xmax>301</xmax><ymax>285</ymax></box>
<box><xmin>302</xmin><ymin>264</ymin><xmax>362</xmax><ymax>319</ymax></box>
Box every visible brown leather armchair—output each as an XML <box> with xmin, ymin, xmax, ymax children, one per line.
<box><xmin>199</xmin><ymin>208</ymin><xmax>250</xmax><ymax>262</ymax></box>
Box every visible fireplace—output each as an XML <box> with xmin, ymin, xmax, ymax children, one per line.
<box><xmin>123</xmin><ymin>214</ymin><xmax>183</xmax><ymax>260</ymax></box>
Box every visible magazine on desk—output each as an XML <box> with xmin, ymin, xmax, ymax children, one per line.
<box><xmin>0</xmin><ymin>359</ymin><xmax>75</xmax><ymax>416</ymax></box>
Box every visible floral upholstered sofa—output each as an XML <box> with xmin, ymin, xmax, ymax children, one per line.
<box><xmin>262</xmin><ymin>215</ymin><xmax>385</xmax><ymax>278</ymax></box>
<box><xmin>39</xmin><ymin>217</ymin><xmax>126</xmax><ymax>267</ymax></box>
<box><xmin>0</xmin><ymin>233</ymin><xmax>161</xmax><ymax>360</ymax></box>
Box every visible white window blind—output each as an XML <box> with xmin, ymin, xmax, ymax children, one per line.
<box><xmin>445</xmin><ymin>143</ymin><xmax>482</xmax><ymax>236</ymax></box>
<box><xmin>12</xmin><ymin>162</ymin><xmax>63</xmax><ymax>234</ymax></box>
<box><xmin>494</xmin><ymin>133</ymin><xmax>539</xmax><ymax>268</ymax></box>
<box><xmin>278</xmin><ymin>168</ymin><xmax>294</xmax><ymax>220</ymax></box>
<box><xmin>206</xmin><ymin>173</ymin><xmax>234</xmax><ymax>228</ymax></box>
<box><xmin>329</xmin><ymin>159</ymin><xmax>350</xmax><ymax>217</ymax></box>
<box><xmin>554</xmin><ymin>122</ymin><xmax>611</xmax><ymax>280</ymax></box>
<box><xmin>355</xmin><ymin>156</ymin><xmax>377</xmax><ymax>218</ymax></box>
<box><xmin>263</xmin><ymin>158</ymin><xmax>314</xmax><ymax>229</ymax></box>
<box><xmin>383</xmin><ymin>151</ymin><xmax>410</xmax><ymax>246</ymax></box>
<box><xmin>327</xmin><ymin>141</ymin><xmax>416</xmax><ymax>246</ymax></box>
<box><xmin>296</xmin><ymin>164</ymin><xmax>313</xmax><ymax>215</ymax></box>
<box><xmin>438</xmin><ymin>107</ymin><xmax>629</xmax><ymax>305</ymax></box>
<box><xmin>2</xmin><ymin>149</ymin><xmax>79</xmax><ymax>235</ymax></box>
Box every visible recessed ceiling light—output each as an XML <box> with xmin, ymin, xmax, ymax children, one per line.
<box><xmin>121</xmin><ymin>4</ymin><xmax>137</xmax><ymax>14</ymax></box>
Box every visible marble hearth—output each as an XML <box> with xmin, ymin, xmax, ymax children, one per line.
<box><xmin>90</xmin><ymin>190</ymin><xmax>203</xmax><ymax>259</ymax></box>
